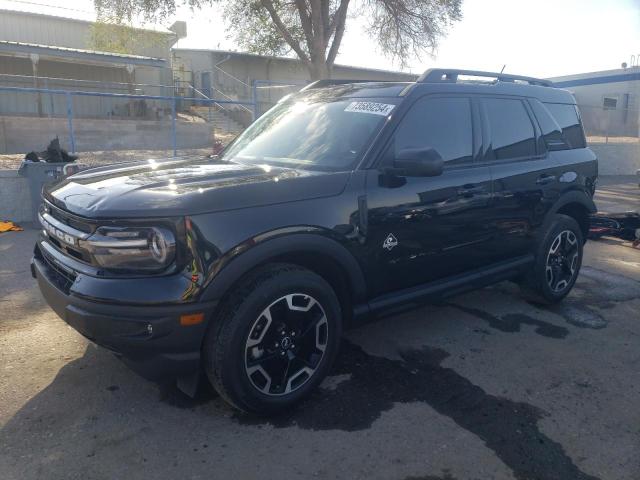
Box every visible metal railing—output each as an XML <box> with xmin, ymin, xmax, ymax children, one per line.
<box><xmin>252</xmin><ymin>80</ymin><xmax>306</xmax><ymax>117</ymax></box>
<box><xmin>0</xmin><ymin>73</ymin><xmax>186</xmax><ymax>97</ymax></box>
<box><xmin>0</xmin><ymin>78</ymin><xmax>310</xmax><ymax>161</ymax></box>
<box><xmin>0</xmin><ymin>85</ymin><xmax>256</xmax><ymax>156</ymax></box>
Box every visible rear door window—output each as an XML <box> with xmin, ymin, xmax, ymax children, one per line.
<box><xmin>484</xmin><ymin>98</ymin><xmax>537</xmax><ymax>160</ymax></box>
<box><xmin>544</xmin><ymin>103</ymin><xmax>586</xmax><ymax>149</ymax></box>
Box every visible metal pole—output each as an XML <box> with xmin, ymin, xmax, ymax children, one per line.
<box><xmin>252</xmin><ymin>80</ymin><xmax>258</xmax><ymax>120</ymax></box>
<box><xmin>172</xmin><ymin>97</ymin><xmax>177</xmax><ymax>157</ymax></box>
<box><xmin>66</xmin><ymin>92</ymin><xmax>76</xmax><ymax>153</ymax></box>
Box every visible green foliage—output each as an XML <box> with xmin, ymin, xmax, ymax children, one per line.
<box><xmin>224</xmin><ymin>0</ymin><xmax>303</xmax><ymax>57</ymax></box>
<box><xmin>94</xmin><ymin>0</ymin><xmax>213</xmax><ymax>22</ymax></box>
<box><xmin>364</xmin><ymin>0</ymin><xmax>462</xmax><ymax>67</ymax></box>
<box><xmin>89</xmin><ymin>20</ymin><xmax>167</xmax><ymax>55</ymax></box>
<box><xmin>93</xmin><ymin>0</ymin><xmax>464</xmax><ymax>78</ymax></box>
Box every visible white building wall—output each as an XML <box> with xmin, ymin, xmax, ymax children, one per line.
<box><xmin>551</xmin><ymin>68</ymin><xmax>640</xmax><ymax>137</ymax></box>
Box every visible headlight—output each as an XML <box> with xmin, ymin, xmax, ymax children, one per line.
<box><xmin>79</xmin><ymin>226</ymin><xmax>176</xmax><ymax>272</ymax></box>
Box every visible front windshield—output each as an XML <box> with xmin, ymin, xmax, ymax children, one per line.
<box><xmin>221</xmin><ymin>94</ymin><xmax>399</xmax><ymax>171</ymax></box>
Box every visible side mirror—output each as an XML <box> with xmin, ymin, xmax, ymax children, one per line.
<box><xmin>393</xmin><ymin>147</ymin><xmax>444</xmax><ymax>177</ymax></box>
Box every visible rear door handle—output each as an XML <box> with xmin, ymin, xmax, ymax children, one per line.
<box><xmin>536</xmin><ymin>174</ymin><xmax>556</xmax><ymax>185</ymax></box>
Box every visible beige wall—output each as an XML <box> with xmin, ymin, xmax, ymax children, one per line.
<box><xmin>0</xmin><ymin>9</ymin><xmax>173</xmax><ymax>59</ymax></box>
<box><xmin>0</xmin><ymin>115</ymin><xmax>213</xmax><ymax>154</ymax></box>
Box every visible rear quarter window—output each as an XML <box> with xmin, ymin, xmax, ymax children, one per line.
<box><xmin>529</xmin><ymin>100</ymin><xmax>567</xmax><ymax>150</ymax></box>
<box><xmin>544</xmin><ymin>103</ymin><xmax>586</xmax><ymax>149</ymax></box>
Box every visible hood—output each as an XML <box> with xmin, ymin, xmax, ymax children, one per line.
<box><xmin>44</xmin><ymin>157</ymin><xmax>351</xmax><ymax>219</ymax></box>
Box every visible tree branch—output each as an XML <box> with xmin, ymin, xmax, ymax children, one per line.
<box><xmin>309</xmin><ymin>0</ymin><xmax>325</xmax><ymax>58</ymax></box>
<box><xmin>293</xmin><ymin>0</ymin><xmax>314</xmax><ymax>53</ymax></box>
<box><xmin>326</xmin><ymin>0</ymin><xmax>350</xmax><ymax>66</ymax></box>
<box><xmin>260</xmin><ymin>0</ymin><xmax>310</xmax><ymax>62</ymax></box>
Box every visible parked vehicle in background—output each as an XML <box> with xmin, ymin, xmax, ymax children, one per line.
<box><xmin>32</xmin><ymin>69</ymin><xmax>598</xmax><ymax>414</ymax></box>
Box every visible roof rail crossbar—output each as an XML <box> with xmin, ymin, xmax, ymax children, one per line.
<box><xmin>300</xmin><ymin>79</ymin><xmax>380</xmax><ymax>91</ymax></box>
<box><xmin>417</xmin><ymin>68</ymin><xmax>553</xmax><ymax>87</ymax></box>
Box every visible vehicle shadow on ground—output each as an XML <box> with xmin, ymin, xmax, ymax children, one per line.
<box><xmin>5</xmin><ymin>253</ymin><xmax>638</xmax><ymax>480</ymax></box>
<box><xmin>0</xmin><ymin>341</ymin><xmax>600</xmax><ymax>480</ymax></box>
<box><xmin>1</xmin><ymin>283</ymin><xmax>614</xmax><ymax>480</ymax></box>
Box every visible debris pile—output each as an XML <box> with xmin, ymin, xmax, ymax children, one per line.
<box><xmin>0</xmin><ymin>221</ymin><xmax>23</xmax><ymax>233</ymax></box>
<box><xmin>23</xmin><ymin>137</ymin><xmax>78</xmax><ymax>163</ymax></box>
<box><xmin>589</xmin><ymin>212</ymin><xmax>640</xmax><ymax>248</ymax></box>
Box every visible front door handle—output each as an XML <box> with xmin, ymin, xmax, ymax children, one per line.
<box><xmin>457</xmin><ymin>184</ymin><xmax>485</xmax><ymax>197</ymax></box>
<box><xmin>536</xmin><ymin>174</ymin><xmax>557</xmax><ymax>185</ymax></box>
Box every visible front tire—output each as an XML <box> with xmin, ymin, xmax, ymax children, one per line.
<box><xmin>521</xmin><ymin>214</ymin><xmax>584</xmax><ymax>304</ymax></box>
<box><xmin>203</xmin><ymin>263</ymin><xmax>342</xmax><ymax>414</ymax></box>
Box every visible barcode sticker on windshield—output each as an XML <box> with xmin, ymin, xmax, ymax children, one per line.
<box><xmin>344</xmin><ymin>102</ymin><xmax>395</xmax><ymax>116</ymax></box>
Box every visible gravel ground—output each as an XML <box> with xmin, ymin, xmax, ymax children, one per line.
<box><xmin>0</xmin><ymin>149</ymin><xmax>214</xmax><ymax>170</ymax></box>
<box><xmin>0</xmin><ymin>179</ymin><xmax>638</xmax><ymax>480</ymax></box>
<box><xmin>0</xmin><ymin>130</ymin><xmax>237</xmax><ymax>170</ymax></box>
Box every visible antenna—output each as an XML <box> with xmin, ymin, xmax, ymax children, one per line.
<box><xmin>500</xmin><ymin>64</ymin><xmax>506</xmax><ymax>73</ymax></box>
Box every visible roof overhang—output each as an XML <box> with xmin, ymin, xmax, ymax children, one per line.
<box><xmin>0</xmin><ymin>40</ymin><xmax>166</xmax><ymax>68</ymax></box>
<box><xmin>551</xmin><ymin>70</ymin><xmax>640</xmax><ymax>88</ymax></box>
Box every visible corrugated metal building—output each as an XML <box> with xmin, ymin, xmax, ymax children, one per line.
<box><xmin>172</xmin><ymin>48</ymin><xmax>418</xmax><ymax>119</ymax></box>
<box><xmin>0</xmin><ymin>8</ymin><xmax>177</xmax><ymax>117</ymax></box>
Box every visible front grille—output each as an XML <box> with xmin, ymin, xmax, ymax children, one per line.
<box><xmin>36</xmin><ymin>245</ymin><xmax>77</xmax><ymax>294</ymax></box>
<box><xmin>46</xmin><ymin>201</ymin><xmax>95</xmax><ymax>234</ymax></box>
<box><xmin>40</xmin><ymin>201</ymin><xmax>95</xmax><ymax>266</ymax></box>
<box><xmin>46</xmin><ymin>234</ymin><xmax>92</xmax><ymax>264</ymax></box>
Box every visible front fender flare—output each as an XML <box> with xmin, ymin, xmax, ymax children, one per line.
<box><xmin>199</xmin><ymin>232</ymin><xmax>367</xmax><ymax>304</ymax></box>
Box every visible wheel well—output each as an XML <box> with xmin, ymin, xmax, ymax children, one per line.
<box><xmin>557</xmin><ymin>202</ymin><xmax>590</xmax><ymax>240</ymax></box>
<box><xmin>208</xmin><ymin>251</ymin><xmax>356</xmax><ymax>328</ymax></box>
<box><xmin>270</xmin><ymin>251</ymin><xmax>354</xmax><ymax>326</ymax></box>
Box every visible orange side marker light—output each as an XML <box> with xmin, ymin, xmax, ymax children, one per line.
<box><xmin>180</xmin><ymin>313</ymin><xmax>205</xmax><ymax>326</ymax></box>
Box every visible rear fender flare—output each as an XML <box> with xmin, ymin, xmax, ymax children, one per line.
<box><xmin>541</xmin><ymin>190</ymin><xmax>596</xmax><ymax>240</ymax></box>
<box><xmin>547</xmin><ymin>190</ymin><xmax>597</xmax><ymax>218</ymax></box>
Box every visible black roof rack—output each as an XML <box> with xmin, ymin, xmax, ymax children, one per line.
<box><xmin>417</xmin><ymin>68</ymin><xmax>553</xmax><ymax>87</ymax></box>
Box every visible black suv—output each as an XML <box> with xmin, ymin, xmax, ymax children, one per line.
<box><xmin>32</xmin><ymin>69</ymin><xmax>597</xmax><ymax>413</ymax></box>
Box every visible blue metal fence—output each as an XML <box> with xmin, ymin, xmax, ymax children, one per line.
<box><xmin>0</xmin><ymin>85</ymin><xmax>257</xmax><ymax>156</ymax></box>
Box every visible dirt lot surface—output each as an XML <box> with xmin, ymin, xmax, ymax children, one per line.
<box><xmin>0</xmin><ymin>178</ymin><xmax>638</xmax><ymax>480</ymax></box>
<box><xmin>0</xmin><ymin>148</ymin><xmax>214</xmax><ymax>170</ymax></box>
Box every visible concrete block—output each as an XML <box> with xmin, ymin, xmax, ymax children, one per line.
<box><xmin>0</xmin><ymin>170</ymin><xmax>32</xmax><ymax>223</ymax></box>
<box><xmin>0</xmin><ymin>116</ymin><xmax>213</xmax><ymax>154</ymax></box>
<box><xmin>590</xmin><ymin>142</ymin><xmax>640</xmax><ymax>175</ymax></box>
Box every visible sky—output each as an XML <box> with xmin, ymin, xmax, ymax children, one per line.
<box><xmin>1</xmin><ymin>0</ymin><xmax>639</xmax><ymax>78</ymax></box>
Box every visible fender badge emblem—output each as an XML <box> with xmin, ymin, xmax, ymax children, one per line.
<box><xmin>383</xmin><ymin>233</ymin><xmax>398</xmax><ymax>251</ymax></box>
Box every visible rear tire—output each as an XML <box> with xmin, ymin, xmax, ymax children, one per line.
<box><xmin>203</xmin><ymin>263</ymin><xmax>342</xmax><ymax>414</ymax></box>
<box><xmin>520</xmin><ymin>214</ymin><xmax>584</xmax><ymax>304</ymax></box>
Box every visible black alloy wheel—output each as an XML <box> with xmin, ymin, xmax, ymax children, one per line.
<box><xmin>204</xmin><ymin>263</ymin><xmax>342</xmax><ymax>414</ymax></box>
<box><xmin>244</xmin><ymin>293</ymin><xmax>329</xmax><ymax>396</ymax></box>
<box><xmin>545</xmin><ymin>229</ymin><xmax>580</xmax><ymax>294</ymax></box>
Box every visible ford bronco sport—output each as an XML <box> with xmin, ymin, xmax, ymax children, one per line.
<box><xmin>32</xmin><ymin>69</ymin><xmax>598</xmax><ymax>413</ymax></box>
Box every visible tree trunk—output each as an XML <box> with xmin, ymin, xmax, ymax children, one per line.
<box><xmin>308</xmin><ymin>59</ymin><xmax>330</xmax><ymax>80</ymax></box>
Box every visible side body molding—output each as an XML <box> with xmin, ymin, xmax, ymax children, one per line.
<box><xmin>199</xmin><ymin>232</ymin><xmax>368</xmax><ymax>304</ymax></box>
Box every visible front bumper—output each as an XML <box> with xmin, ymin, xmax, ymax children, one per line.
<box><xmin>31</xmin><ymin>249</ymin><xmax>218</xmax><ymax>381</ymax></box>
